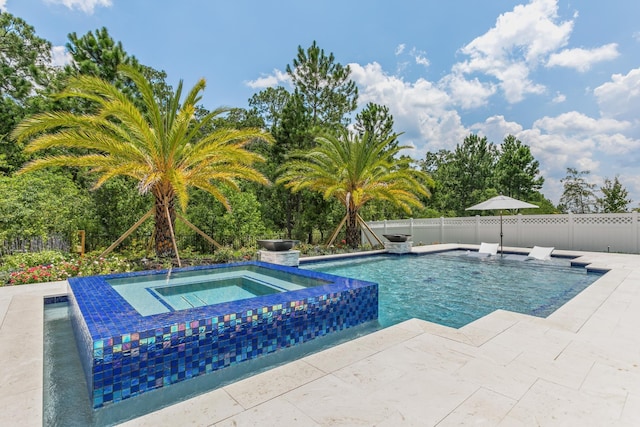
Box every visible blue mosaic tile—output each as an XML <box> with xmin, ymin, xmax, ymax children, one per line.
<box><xmin>44</xmin><ymin>294</ymin><xmax>69</xmax><ymax>304</ymax></box>
<box><xmin>68</xmin><ymin>261</ymin><xmax>378</xmax><ymax>409</ymax></box>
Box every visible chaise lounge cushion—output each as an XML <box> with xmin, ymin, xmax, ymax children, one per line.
<box><xmin>527</xmin><ymin>246</ymin><xmax>554</xmax><ymax>260</ymax></box>
<box><xmin>478</xmin><ymin>242</ymin><xmax>499</xmax><ymax>256</ymax></box>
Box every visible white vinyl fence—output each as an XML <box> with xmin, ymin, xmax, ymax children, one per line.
<box><xmin>365</xmin><ymin>212</ymin><xmax>640</xmax><ymax>254</ymax></box>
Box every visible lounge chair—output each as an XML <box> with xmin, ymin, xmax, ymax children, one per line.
<box><xmin>478</xmin><ymin>242</ymin><xmax>499</xmax><ymax>256</ymax></box>
<box><xmin>526</xmin><ymin>246</ymin><xmax>554</xmax><ymax>260</ymax></box>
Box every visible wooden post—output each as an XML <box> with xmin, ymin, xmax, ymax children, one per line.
<box><xmin>164</xmin><ymin>200</ymin><xmax>181</xmax><ymax>268</ymax></box>
<box><xmin>76</xmin><ymin>230</ymin><xmax>85</xmax><ymax>257</ymax></box>
<box><xmin>98</xmin><ymin>208</ymin><xmax>154</xmax><ymax>258</ymax></box>
<box><xmin>357</xmin><ymin>214</ymin><xmax>384</xmax><ymax>246</ymax></box>
<box><xmin>326</xmin><ymin>213</ymin><xmax>349</xmax><ymax>246</ymax></box>
<box><xmin>176</xmin><ymin>213</ymin><xmax>222</xmax><ymax>249</ymax></box>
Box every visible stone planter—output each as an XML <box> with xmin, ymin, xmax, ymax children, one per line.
<box><xmin>257</xmin><ymin>239</ymin><xmax>298</xmax><ymax>251</ymax></box>
<box><xmin>383</xmin><ymin>234</ymin><xmax>412</xmax><ymax>242</ymax></box>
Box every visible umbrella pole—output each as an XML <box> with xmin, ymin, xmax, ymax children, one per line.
<box><xmin>500</xmin><ymin>210</ymin><xmax>504</xmax><ymax>257</ymax></box>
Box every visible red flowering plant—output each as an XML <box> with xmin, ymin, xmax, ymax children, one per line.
<box><xmin>1</xmin><ymin>250</ymin><xmax>135</xmax><ymax>286</ymax></box>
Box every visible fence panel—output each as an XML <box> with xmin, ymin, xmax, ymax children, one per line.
<box><xmin>367</xmin><ymin>212</ymin><xmax>640</xmax><ymax>254</ymax></box>
<box><xmin>0</xmin><ymin>234</ymin><xmax>71</xmax><ymax>256</ymax></box>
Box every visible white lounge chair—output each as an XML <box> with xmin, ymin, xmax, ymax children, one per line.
<box><xmin>478</xmin><ymin>242</ymin><xmax>499</xmax><ymax>256</ymax></box>
<box><xmin>526</xmin><ymin>246</ymin><xmax>554</xmax><ymax>260</ymax></box>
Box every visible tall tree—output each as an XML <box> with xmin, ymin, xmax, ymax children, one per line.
<box><xmin>12</xmin><ymin>65</ymin><xmax>273</xmax><ymax>258</ymax></box>
<box><xmin>495</xmin><ymin>135</ymin><xmax>544</xmax><ymax>200</ymax></box>
<box><xmin>558</xmin><ymin>168</ymin><xmax>597</xmax><ymax>213</ymax></box>
<box><xmin>66</xmin><ymin>27</ymin><xmax>136</xmax><ymax>82</ymax></box>
<box><xmin>65</xmin><ymin>27</ymin><xmax>173</xmax><ymax>109</ymax></box>
<box><xmin>248</xmin><ymin>86</ymin><xmax>290</xmax><ymax>130</ymax></box>
<box><xmin>354</xmin><ymin>102</ymin><xmax>398</xmax><ymax>155</ymax></box>
<box><xmin>426</xmin><ymin>134</ymin><xmax>498</xmax><ymax>216</ymax></box>
<box><xmin>354</xmin><ymin>103</ymin><xmax>394</xmax><ymax>139</ymax></box>
<box><xmin>0</xmin><ymin>12</ymin><xmax>56</xmax><ymax>173</ymax></box>
<box><xmin>278</xmin><ymin>129</ymin><xmax>432</xmax><ymax>247</ymax></box>
<box><xmin>286</xmin><ymin>40</ymin><xmax>358</xmax><ymax>129</ymax></box>
<box><xmin>598</xmin><ymin>176</ymin><xmax>631</xmax><ymax>213</ymax></box>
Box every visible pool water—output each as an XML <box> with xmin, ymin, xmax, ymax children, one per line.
<box><xmin>303</xmin><ymin>251</ymin><xmax>603</xmax><ymax>328</ymax></box>
<box><xmin>106</xmin><ymin>265</ymin><xmax>329</xmax><ymax>316</ymax></box>
<box><xmin>152</xmin><ymin>277</ymin><xmax>282</xmax><ymax>310</ymax></box>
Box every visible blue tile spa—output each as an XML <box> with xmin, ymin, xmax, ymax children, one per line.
<box><xmin>67</xmin><ymin>261</ymin><xmax>379</xmax><ymax>408</ymax></box>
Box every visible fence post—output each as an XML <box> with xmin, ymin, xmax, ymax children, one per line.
<box><xmin>517</xmin><ymin>214</ymin><xmax>522</xmax><ymax>247</ymax></box>
<box><xmin>410</xmin><ymin>218</ymin><xmax>414</xmax><ymax>237</ymax></box>
<box><xmin>475</xmin><ymin>215</ymin><xmax>480</xmax><ymax>244</ymax></box>
<box><xmin>383</xmin><ymin>220</ymin><xmax>387</xmax><ymax>235</ymax></box>
<box><xmin>634</xmin><ymin>211</ymin><xmax>639</xmax><ymax>254</ymax></box>
<box><xmin>440</xmin><ymin>217</ymin><xmax>444</xmax><ymax>243</ymax></box>
<box><xmin>568</xmin><ymin>212</ymin><xmax>574</xmax><ymax>250</ymax></box>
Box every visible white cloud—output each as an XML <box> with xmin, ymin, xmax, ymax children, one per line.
<box><xmin>440</xmin><ymin>74</ymin><xmax>496</xmax><ymax>109</ymax></box>
<box><xmin>415</xmin><ymin>54</ymin><xmax>429</xmax><ymax>68</ymax></box>
<box><xmin>552</xmin><ymin>92</ymin><xmax>566</xmax><ymax>103</ymax></box>
<box><xmin>453</xmin><ymin>0</ymin><xmax>574</xmax><ymax>103</ymax></box>
<box><xmin>0</xmin><ymin>0</ymin><xmax>6</xmax><ymax>12</ymax></box>
<box><xmin>594</xmin><ymin>68</ymin><xmax>640</xmax><ymax>121</ymax></box>
<box><xmin>44</xmin><ymin>0</ymin><xmax>111</xmax><ymax>14</ymax></box>
<box><xmin>51</xmin><ymin>45</ymin><xmax>72</xmax><ymax>67</ymax></box>
<box><xmin>409</xmin><ymin>47</ymin><xmax>429</xmax><ymax>68</ymax></box>
<box><xmin>547</xmin><ymin>43</ymin><xmax>619</xmax><ymax>72</ymax></box>
<box><xmin>533</xmin><ymin>111</ymin><xmax>629</xmax><ymax>135</ymax></box>
<box><xmin>245</xmin><ymin>69</ymin><xmax>290</xmax><ymax>89</ymax></box>
<box><xmin>519</xmin><ymin>127</ymin><xmax>597</xmax><ymax>190</ymax></box>
<box><xmin>593</xmin><ymin>133</ymin><xmax>640</xmax><ymax>156</ymax></box>
<box><xmin>471</xmin><ymin>115</ymin><xmax>524</xmax><ymax>143</ymax></box>
<box><xmin>395</xmin><ymin>44</ymin><xmax>406</xmax><ymax>56</ymax></box>
<box><xmin>514</xmin><ymin>111</ymin><xmax>639</xmax><ymax>202</ymax></box>
<box><xmin>348</xmin><ymin>62</ymin><xmax>468</xmax><ymax>153</ymax></box>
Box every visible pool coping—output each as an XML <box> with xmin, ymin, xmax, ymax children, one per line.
<box><xmin>2</xmin><ymin>243</ymin><xmax>639</xmax><ymax>425</ymax></box>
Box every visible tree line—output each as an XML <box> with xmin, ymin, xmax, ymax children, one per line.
<box><xmin>0</xmin><ymin>12</ymin><xmax>634</xmax><ymax>258</ymax></box>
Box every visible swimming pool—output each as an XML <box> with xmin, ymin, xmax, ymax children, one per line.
<box><xmin>302</xmin><ymin>251</ymin><xmax>604</xmax><ymax>328</ymax></box>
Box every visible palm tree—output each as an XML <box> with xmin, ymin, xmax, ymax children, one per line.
<box><xmin>277</xmin><ymin>129</ymin><xmax>432</xmax><ymax>248</ymax></box>
<box><xmin>12</xmin><ymin>65</ymin><xmax>273</xmax><ymax>258</ymax></box>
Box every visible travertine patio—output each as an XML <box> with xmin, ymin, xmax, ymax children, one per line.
<box><xmin>1</xmin><ymin>244</ymin><xmax>639</xmax><ymax>426</ymax></box>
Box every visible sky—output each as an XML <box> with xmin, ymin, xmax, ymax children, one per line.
<box><xmin>4</xmin><ymin>0</ymin><xmax>640</xmax><ymax>207</ymax></box>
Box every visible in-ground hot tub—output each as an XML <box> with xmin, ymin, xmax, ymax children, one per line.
<box><xmin>68</xmin><ymin>261</ymin><xmax>378</xmax><ymax>408</ymax></box>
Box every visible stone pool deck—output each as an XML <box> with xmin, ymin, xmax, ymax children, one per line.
<box><xmin>1</xmin><ymin>244</ymin><xmax>639</xmax><ymax>426</ymax></box>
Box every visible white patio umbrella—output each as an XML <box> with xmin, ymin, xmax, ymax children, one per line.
<box><xmin>466</xmin><ymin>195</ymin><xmax>538</xmax><ymax>256</ymax></box>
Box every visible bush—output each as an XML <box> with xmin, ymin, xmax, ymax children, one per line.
<box><xmin>1</xmin><ymin>251</ymin><xmax>136</xmax><ymax>286</ymax></box>
<box><xmin>211</xmin><ymin>247</ymin><xmax>234</xmax><ymax>264</ymax></box>
<box><xmin>0</xmin><ymin>250</ymin><xmax>68</xmax><ymax>272</ymax></box>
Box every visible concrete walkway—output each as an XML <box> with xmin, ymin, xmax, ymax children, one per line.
<box><xmin>1</xmin><ymin>245</ymin><xmax>639</xmax><ymax>426</ymax></box>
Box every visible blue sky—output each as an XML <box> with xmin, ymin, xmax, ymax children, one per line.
<box><xmin>5</xmin><ymin>0</ymin><xmax>640</xmax><ymax>206</ymax></box>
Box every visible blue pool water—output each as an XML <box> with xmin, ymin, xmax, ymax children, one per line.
<box><xmin>106</xmin><ymin>265</ymin><xmax>329</xmax><ymax>315</ymax></box>
<box><xmin>303</xmin><ymin>251</ymin><xmax>603</xmax><ymax>328</ymax></box>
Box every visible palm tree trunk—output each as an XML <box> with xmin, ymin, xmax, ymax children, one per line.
<box><xmin>345</xmin><ymin>208</ymin><xmax>360</xmax><ymax>248</ymax></box>
<box><xmin>153</xmin><ymin>191</ymin><xmax>177</xmax><ymax>258</ymax></box>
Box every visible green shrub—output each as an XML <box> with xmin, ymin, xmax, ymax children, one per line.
<box><xmin>0</xmin><ymin>250</ymin><xmax>69</xmax><ymax>273</ymax></box>
<box><xmin>1</xmin><ymin>251</ymin><xmax>137</xmax><ymax>286</ymax></box>
<box><xmin>211</xmin><ymin>247</ymin><xmax>234</xmax><ymax>263</ymax></box>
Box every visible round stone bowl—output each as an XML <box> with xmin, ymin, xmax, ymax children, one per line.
<box><xmin>257</xmin><ymin>239</ymin><xmax>298</xmax><ymax>251</ymax></box>
<box><xmin>383</xmin><ymin>234</ymin><xmax>412</xmax><ymax>242</ymax></box>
